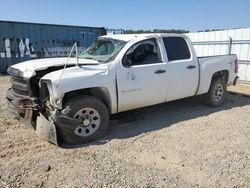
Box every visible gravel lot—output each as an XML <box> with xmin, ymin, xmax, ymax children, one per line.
<box><xmin>228</xmin><ymin>84</ymin><xmax>250</xmax><ymax>96</ymax></box>
<box><xmin>0</xmin><ymin>76</ymin><xmax>250</xmax><ymax>188</ymax></box>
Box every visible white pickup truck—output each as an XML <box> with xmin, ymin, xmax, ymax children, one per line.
<box><xmin>6</xmin><ymin>34</ymin><xmax>239</xmax><ymax>145</ymax></box>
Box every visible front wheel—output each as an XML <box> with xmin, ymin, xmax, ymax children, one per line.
<box><xmin>204</xmin><ymin>77</ymin><xmax>227</xmax><ymax>107</ymax></box>
<box><xmin>58</xmin><ymin>95</ymin><xmax>110</xmax><ymax>144</ymax></box>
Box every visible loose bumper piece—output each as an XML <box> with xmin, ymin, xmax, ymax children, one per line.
<box><xmin>36</xmin><ymin>114</ymin><xmax>58</xmax><ymax>145</ymax></box>
<box><xmin>36</xmin><ymin>113</ymin><xmax>80</xmax><ymax>145</ymax></box>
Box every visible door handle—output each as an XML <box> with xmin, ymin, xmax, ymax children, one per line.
<box><xmin>187</xmin><ymin>65</ymin><xmax>196</xmax><ymax>69</ymax></box>
<box><xmin>154</xmin><ymin>70</ymin><xmax>166</xmax><ymax>74</ymax></box>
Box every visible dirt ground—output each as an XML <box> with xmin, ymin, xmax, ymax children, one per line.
<box><xmin>228</xmin><ymin>84</ymin><xmax>250</xmax><ymax>96</ymax></box>
<box><xmin>0</xmin><ymin>76</ymin><xmax>249</xmax><ymax>188</ymax></box>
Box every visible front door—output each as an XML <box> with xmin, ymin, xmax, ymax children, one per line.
<box><xmin>116</xmin><ymin>38</ymin><xmax>168</xmax><ymax>112</ymax></box>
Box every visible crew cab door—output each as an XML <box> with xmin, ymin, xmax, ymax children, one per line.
<box><xmin>116</xmin><ymin>38</ymin><xmax>168</xmax><ymax>112</ymax></box>
<box><xmin>163</xmin><ymin>36</ymin><xmax>199</xmax><ymax>101</ymax></box>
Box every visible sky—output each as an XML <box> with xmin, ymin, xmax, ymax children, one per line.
<box><xmin>0</xmin><ymin>0</ymin><xmax>250</xmax><ymax>32</ymax></box>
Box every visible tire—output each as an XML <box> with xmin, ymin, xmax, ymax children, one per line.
<box><xmin>58</xmin><ymin>95</ymin><xmax>110</xmax><ymax>144</ymax></box>
<box><xmin>204</xmin><ymin>77</ymin><xmax>227</xmax><ymax>107</ymax></box>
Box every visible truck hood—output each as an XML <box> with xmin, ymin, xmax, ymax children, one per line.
<box><xmin>9</xmin><ymin>57</ymin><xmax>100</xmax><ymax>78</ymax></box>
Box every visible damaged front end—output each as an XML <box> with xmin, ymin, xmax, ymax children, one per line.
<box><xmin>6</xmin><ymin>68</ymin><xmax>60</xmax><ymax>145</ymax></box>
<box><xmin>37</xmin><ymin>80</ymin><xmax>80</xmax><ymax>145</ymax></box>
<box><xmin>36</xmin><ymin>113</ymin><xmax>58</xmax><ymax>145</ymax></box>
<box><xmin>6</xmin><ymin>69</ymin><xmax>37</xmax><ymax>129</ymax></box>
<box><xmin>36</xmin><ymin>80</ymin><xmax>59</xmax><ymax>145</ymax></box>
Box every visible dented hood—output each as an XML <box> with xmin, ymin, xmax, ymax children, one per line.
<box><xmin>9</xmin><ymin>57</ymin><xmax>99</xmax><ymax>78</ymax></box>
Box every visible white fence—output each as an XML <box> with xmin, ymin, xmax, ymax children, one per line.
<box><xmin>186</xmin><ymin>28</ymin><xmax>250</xmax><ymax>83</ymax></box>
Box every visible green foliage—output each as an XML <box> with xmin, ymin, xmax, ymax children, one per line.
<box><xmin>124</xmin><ymin>29</ymin><xmax>189</xmax><ymax>34</ymax></box>
<box><xmin>197</xmin><ymin>29</ymin><xmax>223</xmax><ymax>32</ymax></box>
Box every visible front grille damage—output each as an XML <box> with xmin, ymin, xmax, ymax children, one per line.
<box><xmin>11</xmin><ymin>76</ymin><xmax>30</xmax><ymax>97</ymax></box>
<box><xmin>6</xmin><ymin>65</ymin><xmax>73</xmax><ymax>145</ymax></box>
<box><xmin>6</xmin><ymin>74</ymin><xmax>37</xmax><ymax>129</ymax></box>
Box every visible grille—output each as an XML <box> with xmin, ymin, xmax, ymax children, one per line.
<box><xmin>11</xmin><ymin>76</ymin><xmax>30</xmax><ymax>97</ymax></box>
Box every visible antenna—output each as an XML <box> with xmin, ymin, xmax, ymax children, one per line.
<box><xmin>76</xmin><ymin>43</ymin><xmax>79</xmax><ymax>66</ymax></box>
<box><xmin>56</xmin><ymin>42</ymin><xmax>78</xmax><ymax>88</ymax></box>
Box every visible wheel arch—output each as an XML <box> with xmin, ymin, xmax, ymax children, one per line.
<box><xmin>204</xmin><ymin>69</ymin><xmax>229</xmax><ymax>92</ymax></box>
<box><xmin>62</xmin><ymin>87</ymin><xmax>112</xmax><ymax>113</ymax></box>
<box><xmin>211</xmin><ymin>70</ymin><xmax>229</xmax><ymax>83</ymax></box>
<box><xmin>201</xmin><ymin>69</ymin><xmax>228</xmax><ymax>93</ymax></box>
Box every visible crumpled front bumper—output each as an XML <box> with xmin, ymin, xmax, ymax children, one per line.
<box><xmin>6</xmin><ymin>87</ymin><xmax>80</xmax><ymax>146</ymax></box>
<box><xmin>6</xmin><ymin>87</ymin><xmax>58</xmax><ymax>145</ymax></box>
<box><xmin>6</xmin><ymin>88</ymin><xmax>35</xmax><ymax>129</ymax></box>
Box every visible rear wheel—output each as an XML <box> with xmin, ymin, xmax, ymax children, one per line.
<box><xmin>58</xmin><ymin>95</ymin><xmax>109</xmax><ymax>144</ymax></box>
<box><xmin>204</xmin><ymin>77</ymin><xmax>227</xmax><ymax>107</ymax></box>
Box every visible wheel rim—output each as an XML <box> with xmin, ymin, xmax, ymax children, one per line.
<box><xmin>73</xmin><ymin>107</ymin><xmax>101</xmax><ymax>137</ymax></box>
<box><xmin>213</xmin><ymin>83</ymin><xmax>224</xmax><ymax>102</ymax></box>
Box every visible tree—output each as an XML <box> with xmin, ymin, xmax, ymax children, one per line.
<box><xmin>123</xmin><ymin>29</ymin><xmax>189</xmax><ymax>34</ymax></box>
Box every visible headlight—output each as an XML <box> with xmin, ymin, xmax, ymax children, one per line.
<box><xmin>40</xmin><ymin>79</ymin><xmax>63</xmax><ymax>109</ymax></box>
<box><xmin>7</xmin><ymin>67</ymin><xmax>24</xmax><ymax>77</ymax></box>
<box><xmin>40</xmin><ymin>79</ymin><xmax>54</xmax><ymax>105</ymax></box>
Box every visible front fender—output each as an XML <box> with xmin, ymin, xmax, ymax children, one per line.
<box><xmin>41</xmin><ymin>65</ymin><xmax>117</xmax><ymax>113</ymax></box>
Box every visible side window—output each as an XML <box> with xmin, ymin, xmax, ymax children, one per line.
<box><xmin>163</xmin><ymin>37</ymin><xmax>191</xmax><ymax>61</ymax></box>
<box><xmin>123</xmin><ymin>38</ymin><xmax>161</xmax><ymax>67</ymax></box>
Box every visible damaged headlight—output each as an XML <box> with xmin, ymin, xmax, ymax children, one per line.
<box><xmin>39</xmin><ymin>79</ymin><xmax>63</xmax><ymax>109</ymax></box>
<box><xmin>7</xmin><ymin>67</ymin><xmax>24</xmax><ymax>77</ymax></box>
<box><xmin>40</xmin><ymin>79</ymin><xmax>54</xmax><ymax>107</ymax></box>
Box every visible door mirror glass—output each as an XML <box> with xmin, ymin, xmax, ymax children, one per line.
<box><xmin>123</xmin><ymin>55</ymin><xmax>132</xmax><ymax>67</ymax></box>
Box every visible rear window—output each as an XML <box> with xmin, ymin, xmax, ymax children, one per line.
<box><xmin>163</xmin><ymin>37</ymin><xmax>191</xmax><ymax>61</ymax></box>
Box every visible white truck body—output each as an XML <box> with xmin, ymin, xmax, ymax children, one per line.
<box><xmin>7</xmin><ymin>33</ymin><xmax>238</xmax><ymax>145</ymax></box>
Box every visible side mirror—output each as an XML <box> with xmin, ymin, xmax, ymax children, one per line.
<box><xmin>123</xmin><ymin>55</ymin><xmax>132</xmax><ymax>68</ymax></box>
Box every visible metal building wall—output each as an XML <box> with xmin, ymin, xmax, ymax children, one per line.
<box><xmin>106</xmin><ymin>29</ymin><xmax>124</xmax><ymax>35</ymax></box>
<box><xmin>0</xmin><ymin>21</ymin><xmax>106</xmax><ymax>73</ymax></box>
<box><xmin>186</xmin><ymin>28</ymin><xmax>250</xmax><ymax>83</ymax></box>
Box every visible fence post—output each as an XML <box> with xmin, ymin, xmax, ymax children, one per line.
<box><xmin>228</xmin><ymin>37</ymin><xmax>232</xmax><ymax>54</ymax></box>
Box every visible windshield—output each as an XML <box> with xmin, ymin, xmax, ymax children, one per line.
<box><xmin>79</xmin><ymin>38</ymin><xmax>126</xmax><ymax>63</ymax></box>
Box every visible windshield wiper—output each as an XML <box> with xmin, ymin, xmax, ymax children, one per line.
<box><xmin>80</xmin><ymin>56</ymin><xmax>104</xmax><ymax>63</ymax></box>
<box><xmin>83</xmin><ymin>57</ymin><xmax>95</xmax><ymax>60</ymax></box>
<box><xmin>80</xmin><ymin>57</ymin><xmax>100</xmax><ymax>62</ymax></box>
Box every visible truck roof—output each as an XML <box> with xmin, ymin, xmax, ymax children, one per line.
<box><xmin>100</xmin><ymin>33</ymin><xmax>187</xmax><ymax>42</ymax></box>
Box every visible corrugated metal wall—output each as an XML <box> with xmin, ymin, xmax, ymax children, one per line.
<box><xmin>186</xmin><ymin>28</ymin><xmax>250</xmax><ymax>83</ymax></box>
<box><xmin>0</xmin><ymin>21</ymin><xmax>106</xmax><ymax>73</ymax></box>
<box><xmin>106</xmin><ymin>29</ymin><xmax>124</xmax><ymax>35</ymax></box>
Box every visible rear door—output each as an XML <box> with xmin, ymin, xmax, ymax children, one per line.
<box><xmin>116</xmin><ymin>38</ymin><xmax>168</xmax><ymax>112</ymax></box>
<box><xmin>163</xmin><ymin>36</ymin><xmax>199</xmax><ymax>101</ymax></box>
